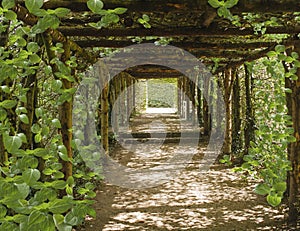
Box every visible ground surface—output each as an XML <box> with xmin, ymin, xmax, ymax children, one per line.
<box><xmin>78</xmin><ymin>113</ymin><xmax>286</xmax><ymax>231</ymax></box>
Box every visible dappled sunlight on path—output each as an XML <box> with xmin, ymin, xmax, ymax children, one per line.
<box><xmin>79</xmin><ymin>113</ymin><xmax>284</xmax><ymax>230</ymax></box>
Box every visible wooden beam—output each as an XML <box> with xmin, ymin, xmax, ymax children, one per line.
<box><xmin>41</xmin><ymin>0</ymin><xmax>300</xmax><ymax>13</ymax></box>
<box><xmin>59</xmin><ymin>25</ymin><xmax>300</xmax><ymax>37</ymax></box>
<box><xmin>74</xmin><ymin>39</ymin><xmax>279</xmax><ymax>50</ymax></box>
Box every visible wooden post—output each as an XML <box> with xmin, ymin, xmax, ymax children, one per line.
<box><xmin>232</xmin><ymin>69</ymin><xmax>242</xmax><ymax>155</ymax></box>
<box><xmin>101</xmin><ymin>81</ymin><xmax>109</xmax><ymax>153</ymax></box>
<box><xmin>244</xmin><ymin>63</ymin><xmax>255</xmax><ymax>155</ymax></box>
<box><xmin>287</xmin><ymin>43</ymin><xmax>300</xmax><ymax>224</ymax></box>
<box><xmin>222</xmin><ymin>68</ymin><xmax>234</xmax><ymax>155</ymax></box>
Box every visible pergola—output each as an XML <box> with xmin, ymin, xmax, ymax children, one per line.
<box><xmin>11</xmin><ymin>0</ymin><xmax>300</xmax><ymax>224</ymax></box>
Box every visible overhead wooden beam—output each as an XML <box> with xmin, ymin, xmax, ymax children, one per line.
<box><xmin>215</xmin><ymin>39</ymin><xmax>296</xmax><ymax>73</ymax></box>
<box><xmin>74</xmin><ymin>39</ymin><xmax>279</xmax><ymax>50</ymax></box>
<box><xmin>41</xmin><ymin>0</ymin><xmax>300</xmax><ymax>13</ymax></box>
<box><xmin>59</xmin><ymin>25</ymin><xmax>300</xmax><ymax>37</ymax></box>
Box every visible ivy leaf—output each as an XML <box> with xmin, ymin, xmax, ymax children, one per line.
<box><xmin>273</xmin><ymin>182</ymin><xmax>287</xmax><ymax>192</ymax></box>
<box><xmin>267</xmin><ymin>194</ymin><xmax>282</xmax><ymax>207</ymax></box>
<box><xmin>208</xmin><ymin>0</ymin><xmax>221</xmax><ymax>8</ymax></box>
<box><xmin>224</xmin><ymin>0</ymin><xmax>239</xmax><ymax>8</ymax></box>
<box><xmin>2</xmin><ymin>0</ymin><xmax>15</xmax><ymax>9</ymax></box>
<box><xmin>49</xmin><ymin>198</ymin><xmax>73</xmax><ymax>214</ymax></box>
<box><xmin>254</xmin><ymin>183</ymin><xmax>271</xmax><ymax>195</ymax></box>
<box><xmin>0</xmin><ymin>108</ymin><xmax>7</xmax><ymax>121</ymax></box>
<box><xmin>217</xmin><ymin>7</ymin><xmax>231</xmax><ymax>18</ymax></box>
<box><xmin>19</xmin><ymin>114</ymin><xmax>29</xmax><ymax>124</ymax></box>
<box><xmin>111</xmin><ymin>8</ymin><xmax>127</xmax><ymax>15</ymax></box>
<box><xmin>52</xmin><ymin>118</ymin><xmax>62</xmax><ymax>128</ymax></box>
<box><xmin>52</xmin><ymin>79</ymin><xmax>63</xmax><ymax>91</ymax></box>
<box><xmin>54</xmin><ymin>8</ymin><xmax>71</xmax><ymax>17</ymax></box>
<box><xmin>101</xmin><ymin>13</ymin><xmax>120</xmax><ymax>25</ymax></box>
<box><xmin>87</xmin><ymin>0</ymin><xmax>104</xmax><ymax>14</ymax></box>
<box><xmin>4</xmin><ymin>10</ymin><xmax>17</xmax><ymax>21</ymax></box>
<box><xmin>267</xmin><ymin>51</ymin><xmax>277</xmax><ymax>58</ymax></box>
<box><xmin>35</xmin><ymin>108</ymin><xmax>43</xmax><ymax>118</ymax></box>
<box><xmin>29</xmin><ymin>54</ymin><xmax>41</xmax><ymax>64</ymax></box>
<box><xmin>16</xmin><ymin>183</ymin><xmax>30</xmax><ymax>200</ymax></box>
<box><xmin>28</xmin><ymin>210</ymin><xmax>46</xmax><ymax>226</ymax></box>
<box><xmin>27</xmin><ymin>42</ymin><xmax>40</xmax><ymax>53</ymax></box>
<box><xmin>23</xmin><ymin>169</ymin><xmax>41</xmax><ymax>185</ymax></box>
<box><xmin>3</xmin><ymin>135</ymin><xmax>22</xmax><ymax>153</ymax></box>
<box><xmin>275</xmin><ymin>45</ymin><xmax>285</xmax><ymax>53</ymax></box>
<box><xmin>64</xmin><ymin>211</ymin><xmax>79</xmax><ymax>226</ymax></box>
<box><xmin>53</xmin><ymin>214</ymin><xmax>73</xmax><ymax>231</ymax></box>
<box><xmin>0</xmin><ymin>99</ymin><xmax>17</xmax><ymax>109</ymax></box>
<box><xmin>25</xmin><ymin>0</ymin><xmax>44</xmax><ymax>13</ymax></box>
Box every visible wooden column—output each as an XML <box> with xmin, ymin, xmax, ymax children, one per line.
<box><xmin>222</xmin><ymin>68</ymin><xmax>235</xmax><ymax>155</ymax></box>
<box><xmin>287</xmin><ymin>43</ymin><xmax>300</xmax><ymax>224</ymax></box>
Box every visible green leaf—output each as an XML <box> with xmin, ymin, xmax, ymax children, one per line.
<box><xmin>273</xmin><ymin>182</ymin><xmax>287</xmax><ymax>192</ymax></box>
<box><xmin>35</xmin><ymin>108</ymin><xmax>43</xmax><ymax>118</ymax></box>
<box><xmin>2</xmin><ymin>0</ymin><xmax>15</xmax><ymax>9</ymax></box>
<box><xmin>51</xmin><ymin>180</ymin><xmax>66</xmax><ymax>190</ymax></box>
<box><xmin>111</xmin><ymin>7</ymin><xmax>127</xmax><ymax>15</ymax></box>
<box><xmin>285</xmin><ymin>56</ymin><xmax>294</xmax><ymax>63</ymax></box>
<box><xmin>267</xmin><ymin>194</ymin><xmax>282</xmax><ymax>207</ymax></box>
<box><xmin>28</xmin><ymin>210</ymin><xmax>46</xmax><ymax>225</ymax></box>
<box><xmin>16</xmin><ymin>183</ymin><xmax>30</xmax><ymax>199</ymax></box>
<box><xmin>31</xmin><ymin>123</ymin><xmax>41</xmax><ymax>133</ymax></box>
<box><xmin>217</xmin><ymin>6</ymin><xmax>232</xmax><ymax>18</ymax></box>
<box><xmin>25</xmin><ymin>0</ymin><xmax>44</xmax><ymax>13</ymax></box>
<box><xmin>52</xmin><ymin>79</ymin><xmax>63</xmax><ymax>91</ymax></box>
<box><xmin>1</xmin><ymin>85</ymin><xmax>10</xmax><ymax>93</ymax></box>
<box><xmin>49</xmin><ymin>198</ymin><xmax>73</xmax><ymax>214</ymax></box>
<box><xmin>0</xmin><ymin>99</ymin><xmax>17</xmax><ymax>109</ymax></box>
<box><xmin>34</xmin><ymin>133</ymin><xmax>42</xmax><ymax>143</ymax></box>
<box><xmin>275</xmin><ymin>45</ymin><xmax>285</xmax><ymax>53</ymax></box>
<box><xmin>0</xmin><ymin>205</ymin><xmax>7</xmax><ymax>218</ymax></box>
<box><xmin>27</xmin><ymin>42</ymin><xmax>40</xmax><ymax>53</ymax></box>
<box><xmin>5</xmin><ymin>10</ymin><xmax>17</xmax><ymax>20</ymax></box>
<box><xmin>66</xmin><ymin>176</ymin><xmax>74</xmax><ymax>186</ymax></box>
<box><xmin>22</xmin><ymin>169</ymin><xmax>41</xmax><ymax>185</ymax></box>
<box><xmin>287</xmin><ymin>135</ymin><xmax>297</xmax><ymax>143</ymax></box>
<box><xmin>87</xmin><ymin>0</ymin><xmax>104</xmax><ymax>14</ymax></box>
<box><xmin>101</xmin><ymin>13</ymin><xmax>119</xmax><ymax>25</ymax></box>
<box><xmin>3</xmin><ymin>135</ymin><xmax>22</xmax><ymax>153</ymax></box>
<box><xmin>54</xmin><ymin>8</ymin><xmax>71</xmax><ymax>17</ymax></box>
<box><xmin>208</xmin><ymin>0</ymin><xmax>221</xmax><ymax>8</ymax></box>
<box><xmin>53</xmin><ymin>214</ymin><xmax>73</xmax><ymax>231</ymax></box>
<box><xmin>17</xmin><ymin>133</ymin><xmax>28</xmax><ymax>144</ymax></box>
<box><xmin>224</xmin><ymin>0</ymin><xmax>239</xmax><ymax>8</ymax></box>
<box><xmin>0</xmin><ymin>108</ymin><xmax>7</xmax><ymax>121</ymax></box>
<box><xmin>19</xmin><ymin>114</ymin><xmax>29</xmax><ymax>124</ymax></box>
<box><xmin>254</xmin><ymin>183</ymin><xmax>271</xmax><ymax>195</ymax></box>
<box><xmin>64</xmin><ymin>212</ymin><xmax>79</xmax><ymax>226</ymax></box>
<box><xmin>52</xmin><ymin>118</ymin><xmax>62</xmax><ymax>128</ymax></box>
<box><xmin>29</xmin><ymin>54</ymin><xmax>41</xmax><ymax>64</ymax></box>
<box><xmin>266</xmin><ymin>51</ymin><xmax>277</xmax><ymax>58</ymax></box>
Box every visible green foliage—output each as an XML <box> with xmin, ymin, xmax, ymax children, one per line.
<box><xmin>208</xmin><ymin>0</ymin><xmax>240</xmax><ymax>26</ymax></box>
<box><xmin>87</xmin><ymin>0</ymin><xmax>127</xmax><ymax>29</ymax></box>
<box><xmin>0</xmin><ymin>2</ymin><xmax>107</xmax><ymax>230</ymax></box>
<box><xmin>236</xmin><ymin>46</ymin><xmax>295</xmax><ymax>207</ymax></box>
<box><xmin>138</xmin><ymin>14</ymin><xmax>151</xmax><ymax>29</ymax></box>
<box><xmin>219</xmin><ymin>155</ymin><xmax>232</xmax><ymax>166</ymax></box>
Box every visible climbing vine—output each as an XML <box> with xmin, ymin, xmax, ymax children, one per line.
<box><xmin>0</xmin><ymin>0</ymin><xmax>125</xmax><ymax>230</ymax></box>
<box><xmin>235</xmin><ymin>45</ymin><xmax>297</xmax><ymax>207</ymax></box>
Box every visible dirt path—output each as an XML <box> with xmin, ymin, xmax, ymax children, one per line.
<box><xmin>78</xmin><ymin>113</ymin><xmax>285</xmax><ymax>231</ymax></box>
